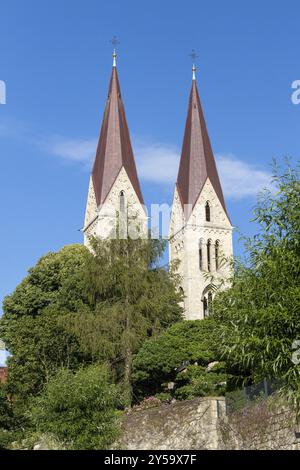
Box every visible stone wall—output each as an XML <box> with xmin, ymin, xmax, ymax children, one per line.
<box><xmin>121</xmin><ymin>397</ymin><xmax>226</xmax><ymax>450</ymax></box>
<box><xmin>218</xmin><ymin>399</ymin><xmax>300</xmax><ymax>450</ymax></box>
<box><xmin>121</xmin><ymin>397</ymin><xmax>300</xmax><ymax>450</ymax></box>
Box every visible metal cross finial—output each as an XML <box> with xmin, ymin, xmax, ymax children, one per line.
<box><xmin>110</xmin><ymin>35</ymin><xmax>120</xmax><ymax>48</ymax></box>
<box><xmin>189</xmin><ymin>49</ymin><xmax>198</xmax><ymax>63</ymax></box>
<box><xmin>110</xmin><ymin>36</ymin><xmax>120</xmax><ymax>67</ymax></box>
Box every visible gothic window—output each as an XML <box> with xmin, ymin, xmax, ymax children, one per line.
<box><xmin>205</xmin><ymin>201</ymin><xmax>211</xmax><ymax>222</ymax></box>
<box><xmin>179</xmin><ymin>287</ymin><xmax>185</xmax><ymax>311</ymax></box>
<box><xmin>199</xmin><ymin>240</ymin><xmax>203</xmax><ymax>270</ymax></box>
<box><xmin>119</xmin><ymin>191</ymin><xmax>125</xmax><ymax>214</ymax></box>
<box><xmin>208</xmin><ymin>291</ymin><xmax>213</xmax><ymax>315</ymax></box>
<box><xmin>215</xmin><ymin>240</ymin><xmax>220</xmax><ymax>271</ymax></box>
<box><xmin>207</xmin><ymin>239</ymin><xmax>212</xmax><ymax>272</ymax></box>
<box><xmin>203</xmin><ymin>297</ymin><xmax>208</xmax><ymax>318</ymax></box>
<box><xmin>203</xmin><ymin>291</ymin><xmax>213</xmax><ymax>318</ymax></box>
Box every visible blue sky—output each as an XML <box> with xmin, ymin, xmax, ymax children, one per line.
<box><xmin>0</xmin><ymin>1</ymin><xmax>300</xmax><ymax>363</ymax></box>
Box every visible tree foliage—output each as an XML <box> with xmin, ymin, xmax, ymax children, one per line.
<box><xmin>0</xmin><ymin>384</ymin><xmax>27</xmax><ymax>449</ymax></box>
<box><xmin>30</xmin><ymin>364</ymin><xmax>122</xmax><ymax>450</ymax></box>
<box><xmin>0</xmin><ymin>245</ymin><xmax>90</xmax><ymax>400</ymax></box>
<box><xmin>63</xmin><ymin>236</ymin><xmax>183</xmax><ymax>402</ymax></box>
<box><xmin>0</xmin><ymin>237</ymin><xmax>182</xmax><ymax>404</ymax></box>
<box><xmin>132</xmin><ymin>319</ymin><xmax>242</xmax><ymax>401</ymax></box>
<box><xmin>213</xmin><ymin>161</ymin><xmax>300</xmax><ymax>406</ymax></box>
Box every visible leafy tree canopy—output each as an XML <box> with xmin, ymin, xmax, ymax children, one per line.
<box><xmin>30</xmin><ymin>364</ymin><xmax>122</xmax><ymax>450</ymax></box>
<box><xmin>212</xmin><ymin>161</ymin><xmax>300</xmax><ymax>406</ymax></box>
<box><xmin>63</xmin><ymin>236</ymin><xmax>183</xmax><ymax>402</ymax></box>
<box><xmin>0</xmin><ymin>237</ymin><xmax>182</xmax><ymax>403</ymax></box>
<box><xmin>0</xmin><ymin>245</ymin><xmax>90</xmax><ymax>399</ymax></box>
<box><xmin>132</xmin><ymin>319</ymin><xmax>242</xmax><ymax>401</ymax></box>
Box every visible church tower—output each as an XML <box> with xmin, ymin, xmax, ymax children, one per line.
<box><xmin>83</xmin><ymin>50</ymin><xmax>147</xmax><ymax>244</ymax></box>
<box><xmin>169</xmin><ymin>65</ymin><xmax>233</xmax><ymax>320</ymax></box>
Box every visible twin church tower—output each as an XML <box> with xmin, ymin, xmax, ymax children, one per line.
<box><xmin>83</xmin><ymin>51</ymin><xmax>233</xmax><ymax>320</ymax></box>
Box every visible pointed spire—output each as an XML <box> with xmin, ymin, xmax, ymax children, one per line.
<box><xmin>91</xmin><ymin>60</ymin><xmax>144</xmax><ymax>206</ymax></box>
<box><xmin>176</xmin><ymin>75</ymin><xmax>227</xmax><ymax>219</ymax></box>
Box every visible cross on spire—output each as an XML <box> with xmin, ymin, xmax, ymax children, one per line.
<box><xmin>110</xmin><ymin>36</ymin><xmax>120</xmax><ymax>67</ymax></box>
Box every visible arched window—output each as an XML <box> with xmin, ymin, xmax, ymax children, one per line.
<box><xmin>203</xmin><ymin>291</ymin><xmax>213</xmax><ymax>318</ymax></box>
<box><xmin>208</xmin><ymin>292</ymin><xmax>213</xmax><ymax>315</ymax></box>
<box><xmin>199</xmin><ymin>240</ymin><xmax>203</xmax><ymax>270</ymax></box>
<box><xmin>119</xmin><ymin>191</ymin><xmax>125</xmax><ymax>214</ymax></box>
<box><xmin>203</xmin><ymin>296</ymin><xmax>208</xmax><ymax>318</ymax></box>
<box><xmin>179</xmin><ymin>287</ymin><xmax>185</xmax><ymax>311</ymax></box>
<box><xmin>215</xmin><ymin>240</ymin><xmax>220</xmax><ymax>271</ymax></box>
<box><xmin>207</xmin><ymin>240</ymin><xmax>212</xmax><ymax>272</ymax></box>
<box><xmin>205</xmin><ymin>201</ymin><xmax>211</xmax><ymax>222</ymax></box>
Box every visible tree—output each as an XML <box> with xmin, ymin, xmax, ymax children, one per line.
<box><xmin>0</xmin><ymin>236</ymin><xmax>182</xmax><ymax>405</ymax></box>
<box><xmin>132</xmin><ymin>319</ymin><xmax>242</xmax><ymax>401</ymax></box>
<box><xmin>0</xmin><ymin>245</ymin><xmax>91</xmax><ymax>400</ymax></box>
<box><xmin>30</xmin><ymin>364</ymin><xmax>122</xmax><ymax>450</ymax></box>
<box><xmin>64</xmin><ymin>236</ymin><xmax>183</xmax><ymax>403</ymax></box>
<box><xmin>213</xmin><ymin>161</ymin><xmax>300</xmax><ymax>408</ymax></box>
<box><xmin>0</xmin><ymin>384</ymin><xmax>28</xmax><ymax>449</ymax></box>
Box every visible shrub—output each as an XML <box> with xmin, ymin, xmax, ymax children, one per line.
<box><xmin>132</xmin><ymin>319</ymin><xmax>240</xmax><ymax>401</ymax></box>
<box><xmin>30</xmin><ymin>364</ymin><xmax>123</xmax><ymax>450</ymax></box>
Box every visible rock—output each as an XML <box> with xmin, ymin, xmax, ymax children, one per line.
<box><xmin>206</xmin><ymin>361</ymin><xmax>220</xmax><ymax>372</ymax></box>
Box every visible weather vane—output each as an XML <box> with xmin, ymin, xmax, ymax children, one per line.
<box><xmin>110</xmin><ymin>36</ymin><xmax>120</xmax><ymax>67</ymax></box>
<box><xmin>189</xmin><ymin>49</ymin><xmax>198</xmax><ymax>80</ymax></box>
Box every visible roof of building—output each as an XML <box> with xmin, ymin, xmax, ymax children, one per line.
<box><xmin>176</xmin><ymin>75</ymin><xmax>227</xmax><ymax>219</ymax></box>
<box><xmin>92</xmin><ymin>62</ymin><xmax>144</xmax><ymax>206</ymax></box>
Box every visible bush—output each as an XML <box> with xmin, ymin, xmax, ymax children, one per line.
<box><xmin>132</xmin><ymin>319</ymin><xmax>241</xmax><ymax>401</ymax></box>
<box><xmin>213</xmin><ymin>161</ymin><xmax>300</xmax><ymax>407</ymax></box>
<box><xmin>30</xmin><ymin>364</ymin><xmax>123</xmax><ymax>450</ymax></box>
<box><xmin>174</xmin><ymin>364</ymin><xmax>228</xmax><ymax>400</ymax></box>
<box><xmin>0</xmin><ymin>384</ymin><xmax>27</xmax><ymax>449</ymax></box>
<box><xmin>0</xmin><ymin>245</ymin><xmax>90</xmax><ymax>400</ymax></box>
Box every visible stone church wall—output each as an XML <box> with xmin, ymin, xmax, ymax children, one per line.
<box><xmin>121</xmin><ymin>397</ymin><xmax>300</xmax><ymax>450</ymax></box>
<box><xmin>121</xmin><ymin>397</ymin><xmax>226</xmax><ymax>450</ymax></box>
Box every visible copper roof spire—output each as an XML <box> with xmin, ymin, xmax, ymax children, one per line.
<box><xmin>176</xmin><ymin>66</ymin><xmax>227</xmax><ymax>219</ymax></box>
<box><xmin>91</xmin><ymin>51</ymin><xmax>144</xmax><ymax>206</ymax></box>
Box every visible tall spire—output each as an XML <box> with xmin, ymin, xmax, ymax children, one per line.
<box><xmin>91</xmin><ymin>57</ymin><xmax>144</xmax><ymax>206</ymax></box>
<box><xmin>176</xmin><ymin>73</ymin><xmax>227</xmax><ymax>219</ymax></box>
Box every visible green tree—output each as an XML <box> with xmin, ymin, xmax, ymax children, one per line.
<box><xmin>0</xmin><ymin>236</ymin><xmax>182</xmax><ymax>405</ymax></box>
<box><xmin>64</xmin><ymin>236</ymin><xmax>183</xmax><ymax>403</ymax></box>
<box><xmin>213</xmin><ymin>161</ymin><xmax>300</xmax><ymax>407</ymax></box>
<box><xmin>132</xmin><ymin>319</ymin><xmax>242</xmax><ymax>401</ymax></box>
<box><xmin>0</xmin><ymin>384</ymin><xmax>27</xmax><ymax>449</ymax></box>
<box><xmin>0</xmin><ymin>245</ymin><xmax>90</xmax><ymax>400</ymax></box>
<box><xmin>30</xmin><ymin>364</ymin><xmax>122</xmax><ymax>450</ymax></box>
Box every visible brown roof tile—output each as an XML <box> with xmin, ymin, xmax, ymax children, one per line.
<box><xmin>92</xmin><ymin>66</ymin><xmax>144</xmax><ymax>206</ymax></box>
<box><xmin>177</xmin><ymin>79</ymin><xmax>228</xmax><ymax>219</ymax></box>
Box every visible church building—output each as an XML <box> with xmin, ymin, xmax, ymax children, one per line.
<box><xmin>84</xmin><ymin>52</ymin><xmax>233</xmax><ymax>321</ymax></box>
<box><xmin>169</xmin><ymin>64</ymin><xmax>233</xmax><ymax>320</ymax></box>
<box><xmin>83</xmin><ymin>50</ymin><xmax>147</xmax><ymax>244</ymax></box>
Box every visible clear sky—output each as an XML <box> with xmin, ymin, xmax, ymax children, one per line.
<box><xmin>0</xmin><ymin>0</ymin><xmax>299</xmax><ymax>363</ymax></box>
